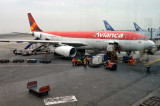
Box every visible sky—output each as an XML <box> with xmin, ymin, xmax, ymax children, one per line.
<box><xmin>0</xmin><ymin>0</ymin><xmax>160</xmax><ymax>33</ymax></box>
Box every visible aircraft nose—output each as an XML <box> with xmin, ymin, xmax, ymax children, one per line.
<box><xmin>145</xmin><ymin>40</ymin><xmax>156</xmax><ymax>49</ymax></box>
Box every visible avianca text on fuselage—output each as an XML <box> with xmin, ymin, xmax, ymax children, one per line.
<box><xmin>93</xmin><ymin>32</ymin><xmax>123</xmax><ymax>39</ymax></box>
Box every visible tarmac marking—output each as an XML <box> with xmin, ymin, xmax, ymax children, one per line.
<box><xmin>43</xmin><ymin>95</ymin><xmax>77</xmax><ymax>105</ymax></box>
<box><xmin>0</xmin><ymin>45</ymin><xmax>15</xmax><ymax>49</ymax></box>
<box><xmin>144</xmin><ymin>59</ymin><xmax>160</xmax><ymax>66</ymax></box>
<box><xmin>0</xmin><ymin>43</ymin><xmax>24</xmax><ymax>49</ymax></box>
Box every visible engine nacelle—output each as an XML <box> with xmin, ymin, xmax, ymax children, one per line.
<box><xmin>31</xmin><ymin>32</ymin><xmax>41</xmax><ymax>38</ymax></box>
<box><xmin>54</xmin><ymin>46</ymin><xmax>77</xmax><ymax>57</ymax></box>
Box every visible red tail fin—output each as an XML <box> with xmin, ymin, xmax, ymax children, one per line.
<box><xmin>27</xmin><ymin>13</ymin><xmax>42</xmax><ymax>31</ymax></box>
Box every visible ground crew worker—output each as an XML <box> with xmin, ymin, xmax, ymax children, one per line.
<box><xmin>78</xmin><ymin>59</ymin><xmax>82</xmax><ymax>63</ymax></box>
<box><xmin>34</xmin><ymin>51</ymin><xmax>37</xmax><ymax>55</ymax></box>
<box><xmin>14</xmin><ymin>50</ymin><xmax>17</xmax><ymax>55</ymax></box>
<box><xmin>72</xmin><ymin>57</ymin><xmax>75</xmax><ymax>65</ymax></box>
<box><xmin>86</xmin><ymin>56</ymin><xmax>90</xmax><ymax>65</ymax></box>
<box><xmin>128</xmin><ymin>56</ymin><xmax>135</xmax><ymax>65</ymax></box>
<box><xmin>108</xmin><ymin>60</ymin><xmax>112</xmax><ymax>68</ymax></box>
<box><xmin>83</xmin><ymin>59</ymin><xmax>87</xmax><ymax>68</ymax></box>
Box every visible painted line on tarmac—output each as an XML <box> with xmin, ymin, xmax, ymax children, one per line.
<box><xmin>44</xmin><ymin>95</ymin><xmax>77</xmax><ymax>105</ymax></box>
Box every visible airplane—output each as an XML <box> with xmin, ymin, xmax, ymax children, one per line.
<box><xmin>103</xmin><ymin>20</ymin><xmax>115</xmax><ymax>31</ymax></box>
<box><xmin>104</xmin><ymin>21</ymin><xmax>142</xmax><ymax>32</ymax></box>
<box><xmin>0</xmin><ymin>13</ymin><xmax>156</xmax><ymax>57</ymax></box>
<box><xmin>133</xmin><ymin>22</ymin><xmax>143</xmax><ymax>31</ymax></box>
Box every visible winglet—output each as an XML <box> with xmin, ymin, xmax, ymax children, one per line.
<box><xmin>27</xmin><ymin>13</ymin><xmax>42</xmax><ymax>31</ymax></box>
<box><xmin>103</xmin><ymin>20</ymin><xmax>115</xmax><ymax>31</ymax></box>
<box><xmin>133</xmin><ymin>22</ymin><xmax>143</xmax><ymax>31</ymax></box>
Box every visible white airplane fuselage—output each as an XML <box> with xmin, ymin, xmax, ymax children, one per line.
<box><xmin>34</xmin><ymin>31</ymin><xmax>155</xmax><ymax>52</ymax></box>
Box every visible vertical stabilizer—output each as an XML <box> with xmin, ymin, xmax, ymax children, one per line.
<box><xmin>27</xmin><ymin>13</ymin><xmax>42</xmax><ymax>31</ymax></box>
<box><xmin>133</xmin><ymin>22</ymin><xmax>143</xmax><ymax>31</ymax></box>
<box><xmin>103</xmin><ymin>20</ymin><xmax>115</xmax><ymax>31</ymax></box>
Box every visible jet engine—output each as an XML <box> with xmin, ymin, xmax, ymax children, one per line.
<box><xmin>54</xmin><ymin>46</ymin><xmax>77</xmax><ymax>57</ymax></box>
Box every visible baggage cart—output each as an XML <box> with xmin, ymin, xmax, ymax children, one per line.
<box><xmin>27</xmin><ymin>81</ymin><xmax>50</xmax><ymax>96</ymax></box>
<box><xmin>27</xmin><ymin>59</ymin><xmax>37</xmax><ymax>63</ymax></box>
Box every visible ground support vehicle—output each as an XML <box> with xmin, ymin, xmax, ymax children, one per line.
<box><xmin>22</xmin><ymin>50</ymin><xmax>32</xmax><ymax>56</ymax></box>
<box><xmin>13</xmin><ymin>49</ymin><xmax>23</xmax><ymax>55</ymax></box>
<box><xmin>27</xmin><ymin>81</ymin><xmax>50</xmax><ymax>97</ymax></box>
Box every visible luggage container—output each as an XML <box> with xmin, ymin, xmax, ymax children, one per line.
<box><xmin>123</xmin><ymin>56</ymin><xmax>130</xmax><ymax>63</ymax></box>
<box><xmin>88</xmin><ymin>56</ymin><xmax>102</xmax><ymax>67</ymax></box>
<box><xmin>96</xmin><ymin>53</ymin><xmax>108</xmax><ymax>62</ymax></box>
<box><xmin>92</xmin><ymin>56</ymin><xmax>103</xmax><ymax>64</ymax></box>
<box><xmin>104</xmin><ymin>54</ymin><xmax>107</xmax><ymax>61</ymax></box>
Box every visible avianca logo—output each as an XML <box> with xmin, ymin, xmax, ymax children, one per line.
<box><xmin>106</xmin><ymin>24</ymin><xmax>112</xmax><ymax>30</ymax></box>
<box><xmin>93</xmin><ymin>32</ymin><xmax>124</xmax><ymax>38</ymax></box>
<box><xmin>31</xmin><ymin>22</ymin><xmax>37</xmax><ymax>31</ymax></box>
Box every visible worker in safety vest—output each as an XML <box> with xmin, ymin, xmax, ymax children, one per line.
<box><xmin>78</xmin><ymin>59</ymin><xmax>82</xmax><ymax>63</ymax></box>
<box><xmin>72</xmin><ymin>57</ymin><xmax>75</xmax><ymax>62</ymax></box>
<box><xmin>34</xmin><ymin>51</ymin><xmax>37</xmax><ymax>55</ymax></box>
<box><xmin>86</xmin><ymin>56</ymin><xmax>91</xmax><ymax>65</ymax></box>
<box><xmin>14</xmin><ymin>50</ymin><xmax>17</xmax><ymax>55</ymax></box>
<box><xmin>108</xmin><ymin>60</ymin><xmax>112</xmax><ymax>68</ymax></box>
<box><xmin>83</xmin><ymin>59</ymin><xmax>87</xmax><ymax>66</ymax></box>
<box><xmin>83</xmin><ymin>59</ymin><xmax>87</xmax><ymax>68</ymax></box>
<box><xmin>128</xmin><ymin>56</ymin><xmax>135</xmax><ymax>65</ymax></box>
<box><xmin>72</xmin><ymin>57</ymin><xmax>75</xmax><ymax>65</ymax></box>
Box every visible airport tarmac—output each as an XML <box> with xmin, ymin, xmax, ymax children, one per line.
<box><xmin>0</xmin><ymin>35</ymin><xmax>160</xmax><ymax>106</ymax></box>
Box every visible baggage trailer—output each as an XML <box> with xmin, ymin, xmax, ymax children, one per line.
<box><xmin>13</xmin><ymin>59</ymin><xmax>24</xmax><ymax>63</ymax></box>
<box><xmin>27</xmin><ymin>59</ymin><xmax>37</xmax><ymax>63</ymax></box>
<box><xmin>0</xmin><ymin>59</ymin><xmax>9</xmax><ymax>63</ymax></box>
<box><xmin>27</xmin><ymin>81</ymin><xmax>50</xmax><ymax>96</ymax></box>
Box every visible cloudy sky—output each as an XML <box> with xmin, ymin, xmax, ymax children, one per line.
<box><xmin>0</xmin><ymin>0</ymin><xmax>160</xmax><ymax>33</ymax></box>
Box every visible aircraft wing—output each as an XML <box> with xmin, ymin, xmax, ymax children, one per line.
<box><xmin>0</xmin><ymin>39</ymin><xmax>87</xmax><ymax>47</ymax></box>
